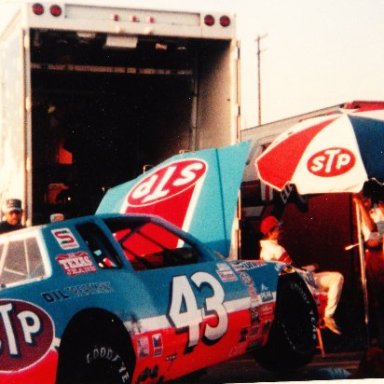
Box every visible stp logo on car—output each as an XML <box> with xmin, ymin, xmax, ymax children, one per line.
<box><xmin>307</xmin><ymin>148</ymin><xmax>356</xmax><ymax>177</ymax></box>
<box><xmin>127</xmin><ymin>159</ymin><xmax>207</xmax><ymax>207</ymax></box>
<box><xmin>0</xmin><ymin>300</ymin><xmax>54</xmax><ymax>371</ymax></box>
<box><xmin>123</xmin><ymin>159</ymin><xmax>207</xmax><ymax>234</ymax></box>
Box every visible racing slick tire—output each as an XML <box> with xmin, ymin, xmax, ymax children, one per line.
<box><xmin>56</xmin><ymin>311</ymin><xmax>135</xmax><ymax>384</ymax></box>
<box><xmin>254</xmin><ymin>274</ymin><xmax>318</xmax><ymax>372</ymax></box>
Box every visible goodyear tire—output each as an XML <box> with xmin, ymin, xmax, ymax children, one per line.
<box><xmin>57</xmin><ymin>312</ymin><xmax>134</xmax><ymax>384</ymax></box>
<box><xmin>254</xmin><ymin>274</ymin><xmax>318</xmax><ymax>372</ymax></box>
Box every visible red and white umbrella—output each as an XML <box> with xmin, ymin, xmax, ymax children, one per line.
<box><xmin>255</xmin><ymin>106</ymin><xmax>384</xmax><ymax>195</ymax></box>
<box><xmin>255</xmin><ymin>103</ymin><xmax>384</xmax><ymax>334</ymax></box>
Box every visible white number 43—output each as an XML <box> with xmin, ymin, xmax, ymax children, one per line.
<box><xmin>169</xmin><ymin>272</ymin><xmax>228</xmax><ymax>349</ymax></box>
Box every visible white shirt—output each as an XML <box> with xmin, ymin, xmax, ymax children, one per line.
<box><xmin>259</xmin><ymin>239</ymin><xmax>292</xmax><ymax>264</ymax></box>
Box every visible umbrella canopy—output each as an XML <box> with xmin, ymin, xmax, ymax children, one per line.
<box><xmin>255</xmin><ymin>108</ymin><xmax>384</xmax><ymax>195</ymax></box>
<box><xmin>255</xmin><ymin>104</ymin><xmax>384</xmax><ymax>339</ymax></box>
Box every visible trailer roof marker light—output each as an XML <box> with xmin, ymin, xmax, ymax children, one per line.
<box><xmin>32</xmin><ymin>3</ymin><xmax>44</xmax><ymax>15</ymax></box>
<box><xmin>50</xmin><ymin>4</ymin><xmax>62</xmax><ymax>17</ymax></box>
<box><xmin>147</xmin><ymin>16</ymin><xmax>155</xmax><ymax>24</ymax></box>
<box><xmin>112</xmin><ymin>14</ymin><xmax>120</xmax><ymax>22</ymax></box>
<box><xmin>204</xmin><ymin>15</ymin><xmax>215</xmax><ymax>26</ymax></box>
<box><xmin>219</xmin><ymin>15</ymin><xmax>231</xmax><ymax>27</ymax></box>
<box><xmin>130</xmin><ymin>15</ymin><xmax>139</xmax><ymax>22</ymax></box>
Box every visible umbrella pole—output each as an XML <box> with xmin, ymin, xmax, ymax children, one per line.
<box><xmin>355</xmin><ymin>203</ymin><xmax>370</xmax><ymax>346</ymax></box>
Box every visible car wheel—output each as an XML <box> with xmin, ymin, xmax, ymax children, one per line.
<box><xmin>254</xmin><ymin>274</ymin><xmax>317</xmax><ymax>372</ymax></box>
<box><xmin>57</xmin><ymin>313</ymin><xmax>134</xmax><ymax>384</ymax></box>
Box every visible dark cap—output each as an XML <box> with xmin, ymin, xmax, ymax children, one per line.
<box><xmin>3</xmin><ymin>199</ymin><xmax>23</xmax><ymax>213</ymax></box>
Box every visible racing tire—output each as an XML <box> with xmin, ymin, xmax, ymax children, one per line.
<box><xmin>56</xmin><ymin>312</ymin><xmax>134</xmax><ymax>384</ymax></box>
<box><xmin>254</xmin><ymin>274</ymin><xmax>318</xmax><ymax>372</ymax></box>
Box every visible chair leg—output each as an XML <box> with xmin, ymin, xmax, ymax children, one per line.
<box><xmin>316</xmin><ymin>327</ymin><xmax>326</xmax><ymax>357</ymax></box>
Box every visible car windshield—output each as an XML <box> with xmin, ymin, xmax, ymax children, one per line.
<box><xmin>104</xmin><ymin>217</ymin><xmax>199</xmax><ymax>270</ymax></box>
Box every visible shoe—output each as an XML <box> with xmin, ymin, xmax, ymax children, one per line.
<box><xmin>324</xmin><ymin>316</ymin><xmax>342</xmax><ymax>335</ymax></box>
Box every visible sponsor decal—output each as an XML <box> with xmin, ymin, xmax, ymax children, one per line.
<box><xmin>216</xmin><ymin>263</ymin><xmax>237</xmax><ymax>282</ymax></box>
<box><xmin>152</xmin><ymin>333</ymin><xmax>163</xmax><ymax>357</ymax></box>
<box><xmin>123</xmin><ymin>159</ymin><xmax>207</xmax><ymax>235</ymax></box>
<box><xmin>0</xmin><ymin>300</ymin><xmax>54</xmax><ymax>372</ymax></box>
<box><xmin>232</xmin><ymin>260</ymin><xmax>266</xmax><ymax>272</ymax></box>
<box><xmin>42</xmin><ymin>282</ymin><xmax>114</xmax><ymax>303</ymax></box>
<box><xmin>65</xmin><ymin>281</ymin><xmax>114</xmax><ymax>297</ymax></box>
<box><xmin>307</xmin><ymin>147</ymin><xmax>355</xmax><ymax>177</ymax></box>
<box><xmin>56</xmin><ymin>251</ymin><xmax>96</xmax><ymax>276</ymax></box>
<box><xmin>259</xmin><ymin>303</ymin><xmax>275</xmax><ymax>318</ymax></box>
<box><xmin>51</xmin><ymin>228</ymin><xmax>79</xmax><ymax>250</ymax></box>
<box><xmin>137</xmin><ymin>336</ymin><xmax>150</xmax><ymax>358</ymax></box>
<box><xmin>137</xmin><ymin>366</ymin><xmax>159</xmax><ymax>382</ymax></box>
<box><xmin>126</xmin><ymin>159</ymin><xmax>207</xmax><ymax>206</ymax></box>
<box><xmin>260</xmin><ymin>283</ymin><xmax>274</xmax><ymax>303</ymax></box>
<box><xmin>238</xmin><ymin>271</ymin><xmax>261</xmax><ymax>343</ymax></box>
<box><xmin>249</xmin><ymin>307</ymin><xmax>260</xmax><ymax>328</ymax></box>
<box><xmin>42</xmin><ymin>290</ymin><xmax>70</xmax><ymax>303</ymax></box>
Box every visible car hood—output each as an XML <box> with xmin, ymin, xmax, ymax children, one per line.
<box><xmin>96</xmin><ymin>142</ymin><xmax>250</xmax><ymax>256</ymax></box>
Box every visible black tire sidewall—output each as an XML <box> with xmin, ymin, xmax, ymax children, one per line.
<box><xmin>57</xmin><ymin>320</ymin><xmax>134</xmax><ymax>384</ymax></box>
<box><xmin>276</xmin><ymin>278</ymin><xmax>317</xmax><ymax>355</ymax></box>
<box><xmin>254</xmin><ymin>275</ymin><xmax>317</xmax><ymax>372</ymax></box>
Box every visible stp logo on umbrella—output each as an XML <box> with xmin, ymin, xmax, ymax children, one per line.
<box><xmin>307</xmin><ymin>147</ymin><xmax>356</xmax><ymax>177</ymax></box>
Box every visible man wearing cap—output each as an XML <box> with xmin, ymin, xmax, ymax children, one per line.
<box><xmin>0</xmin><ymin>199</ymin><xmax>25</xmax><ymax>234</ymax></box>
<box><xmin>259</xmin><ymin>215</ymin><xmax>344</xmax><ymax>335</ymax></box>
<box><xmin>259</xmin><ymin>216</ymin><xmax>292</xmax><ymax>264</ymax></box>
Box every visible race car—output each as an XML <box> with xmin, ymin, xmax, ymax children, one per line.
<box><xmin>0</xmin><ymin>143</ymin><xmax>319</xmax><ymax>383</ymax></box>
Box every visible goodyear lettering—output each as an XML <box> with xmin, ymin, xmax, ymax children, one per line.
<box><xmin>86</xmin><ymin>346</ymin><xmax>130</xmax><ymax>382</ymax></box>
<box><xmin>307</xmin><ymin>147</ymin><xmax>355</xmax><ymax>177</ymax></box>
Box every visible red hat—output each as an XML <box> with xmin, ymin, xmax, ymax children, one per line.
<box><xmin>260</xmin><ymin>215</ymin><xmax>281</xmax><ymax>235</ymax></box>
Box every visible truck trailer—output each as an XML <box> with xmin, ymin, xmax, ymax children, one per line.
<box><xmin>0</xmin><ymin>1</ymin><xmax>240</xmax><ymax>225</ymax></box>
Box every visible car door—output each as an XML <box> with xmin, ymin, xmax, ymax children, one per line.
<box><xmin>110</xmin><ymin>217</ymin><xmax>251</xmax><ymax>380</ymax></box>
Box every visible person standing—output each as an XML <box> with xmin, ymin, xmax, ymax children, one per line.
<box><xmin>353</xmin><ymin>185</ymin><xmax>384</xmax><ymax>347</ymax></box>
<box><xmin>259</xmin><ymin>215</ymin><xmax>344</xmax><ymax>335</ymax></box>
<box><xmin>0</xmin><ymin>199</ymin><xmax>25</xmax><ymax>234</ymax></box>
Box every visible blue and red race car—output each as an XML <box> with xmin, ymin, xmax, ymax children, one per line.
<box><xmin>0</xmin><ymin>143</ymin><xmax>319</xmax><ymax>383</ymax></box>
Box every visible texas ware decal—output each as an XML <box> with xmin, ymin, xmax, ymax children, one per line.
<box><xmin>307</xmin><ymin>147</ymin><xmax>356</xmax><ymax>177</ymax></box>
<box><xmin>0</xmin><ymin>299</ymin><xmax>54</xmax><ymax>372</ymax></box>
<box><xmin>123</xmin><ymin>159</ymin><xmax>207</xmax><ymax>231</ymax></box>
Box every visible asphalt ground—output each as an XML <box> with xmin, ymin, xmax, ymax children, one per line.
<box><xmin>170</xmin><ymin>351</ymin><xmax>365</xmax><ymax>383</ymax></box>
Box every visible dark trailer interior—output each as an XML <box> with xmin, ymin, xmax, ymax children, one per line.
<box><xmin>30</xmin><ymin>29</ymin><xmax>233</xmax><ymax>223</ymax></box>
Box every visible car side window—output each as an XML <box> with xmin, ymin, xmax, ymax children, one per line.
<box><xmin>111</xmin><ymin>221</ymin><xmax>199</xmax><ymax>271</ymax></box>
<box><xmin>0</xmin><ymin>237</ymin><xmax>46</xmax><ymax>287</ymax></box>
<box><xmin>76</xmin><ymin>222</ymin><xmax>121</xmax><ymax>269</ymax></box>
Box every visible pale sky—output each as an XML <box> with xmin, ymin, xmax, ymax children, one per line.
<box><xmin>1</xmin><ymin>0</ymin><xmax>384</xmax><ymax>127</ymax></box>
<box><xmin>139</xmin><ymin>0</ymin><xmax>384</xmax><ymax>127</ymax></box>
